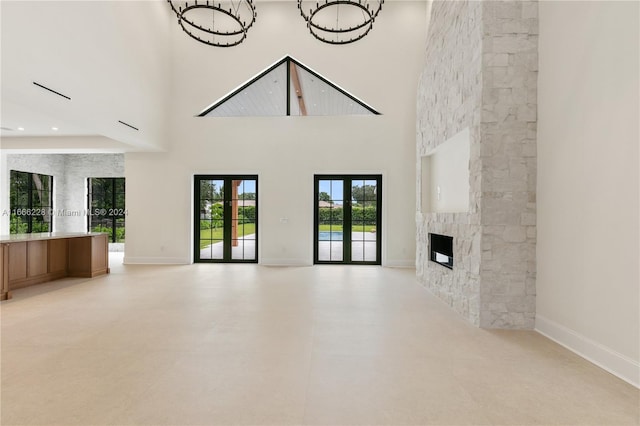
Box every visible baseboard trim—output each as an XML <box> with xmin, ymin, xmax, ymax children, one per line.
<box><xmin>385</xmin><ymin>259</ymin><xmax>415</xmax><ymax>268</ymax></box>
<box><xmin>260</xmin><ymin>258</ymin><xmax>311</xmax><ymax>266</ymax></box>
<box><xmin>123</xmin><ymin>257</ymin><xmax>190</xmax><ymax>265</ymax></box>
<box><xmin>535</xmin><ymin>315</ymin><xmax>639</xmax><ymax>388</ymax></box>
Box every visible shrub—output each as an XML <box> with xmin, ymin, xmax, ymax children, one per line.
<box><xmin>351</xmin><ymin>206</ymin><xmax>377</xmax><ymax>224</ymax></box>
<box><xmin>318</xmin><ymin>206</ymin><xmax>377</xmax><ymax>225</ymax></box>
<box><xmin>318</xmin><ymin>207</ymin><xmax>343</xmax><ymax>224</ymax></box>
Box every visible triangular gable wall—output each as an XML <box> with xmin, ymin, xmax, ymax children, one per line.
<box><xmin>198</xmin><ymin>56</ymin><xmax>380</xmax><ymax>117</ymax></box>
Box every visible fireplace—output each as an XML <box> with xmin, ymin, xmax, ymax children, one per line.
<box><xmin>429</xmin><ymin>233</ymin><xmax>453</xmax><ymax>269</ymax></box>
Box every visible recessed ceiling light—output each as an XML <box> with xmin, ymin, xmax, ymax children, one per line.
<box><xmin>51</xmin><ymin>127</ymin><xmax>59</xmax><ymax>131</ymax></box>
<box><xmin>17</xmin><ymin>127</ymin><xmax>25</xmax><ymax>131</ymax></box>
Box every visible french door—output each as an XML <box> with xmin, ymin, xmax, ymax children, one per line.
<box><xmin>194</xmin><ymin>175</ymin><xmax>258</xmax><ymax>263</ymax></box>
<box><xmin>314</xmin><ymin>175</ymin><xmax>382</xmax><ymax>265</ymax></box>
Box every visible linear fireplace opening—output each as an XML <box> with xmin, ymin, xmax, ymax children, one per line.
<box><xmin>429</xmin><ymin>233</ymin><xmax>453</xmax><ymax>269</ymax></box>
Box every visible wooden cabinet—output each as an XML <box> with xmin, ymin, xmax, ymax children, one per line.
<box><xmin>0</xmin><ymin>245</ymin><xmax>8</xmax><ymax>301</ymax></box>
<box><xmin>8</xmin><ymin>242</ymin><xmax>27</xmax><ymax>282</ymax></box>
<box><xmin>28</xmin><ymin>240</ymin><xmax>48</xmax><ymax>278</ymax></box>
<box><xmin>0</xmin><ymin>233</ymin><xmax>110</xmax><ymax>300</ymax></box>
<box><xmin>68</xmin><ymin>234</ymin><xmax>108</xmax><ymax>277</ymax></box>
<box><xmin>48</xmin><ymin>238</ymin><xmax>68</xmax><ymax>277</ymax></box>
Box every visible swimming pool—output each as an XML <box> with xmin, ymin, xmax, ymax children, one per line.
<box><xmin>318</xmin><ymin>231</ymin><xmax>343</xmax><ymax>241</ymax></box>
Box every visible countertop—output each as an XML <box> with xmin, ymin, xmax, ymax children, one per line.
<box><xmin>0</xmin><ymin>232</ymin><xmax>109</xmax><ymax>244</ymax></box>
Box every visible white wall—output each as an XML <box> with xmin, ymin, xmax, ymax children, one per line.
<box><xmin>124</xmin><ymin>1</ymin><xmax>426</xmax><ymax>266</ymax></box>
<box><xmin>536</xmin><ymin>1</ymin><xmax>639</xmax><ymax>386</ymax></box>
<box><xmin>421</xmin><ymin>128</ymin><xmax>470</xmax><ymax>213</ymax></box>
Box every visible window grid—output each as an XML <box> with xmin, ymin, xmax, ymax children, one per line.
<box><xmin>195</xmin><ymin>176</ymin><xmax>258</xmax><ymax>263</ymax></box>
<box><xmin>87</xmin><ymin>178</ymin><xmax>126</xmax><ymax>243</ymax></box>
<box><xmin>9</xmin><ymin>170</ymin><xmax>53</xmax><ymax>234</ymax></box>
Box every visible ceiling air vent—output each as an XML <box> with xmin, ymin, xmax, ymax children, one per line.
<box><xmin>118</xmin><ymin>120</ymin><xmax>139</xmax><ymax>131</ymax></box>
<box><xmin>33</xmin><ymin>81</ymin><xmax>72</xmax><ymax>100</ymax></box>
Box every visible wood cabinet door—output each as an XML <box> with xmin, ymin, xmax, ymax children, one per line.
<box><xmin>8</xmin><ymin>242</ymin><xmax>27</xmax><ymax>281</ymax></box>
<box><xmin>27</xmin><ymin>241</ymin><xmax>48</xmax><ymax>277</ymax></box>
<box><xmin>48</xmin><ymin>239</ymin><xmax>68</xmax><ymax>274</ymax></box>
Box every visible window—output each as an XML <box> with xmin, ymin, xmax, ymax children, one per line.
<box><xmin>198</xmin><ymin>56</ymin><xmax>380</xmax><ymax>117</ymax></box>
<box><xmin>87</xmin><ymin>178</ymin><xmax>126</xmax><ymax>243</ymax></box>
<box><xmin>9</xmin><ymin>170</ymin><xmax>53</xmax><ymax>234</ymax></box>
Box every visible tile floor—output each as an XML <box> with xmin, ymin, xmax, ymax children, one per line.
<box><xmin>1</xmin><ymin>254</ymin><xmax>638</xmax><ymax>425</ymax></box>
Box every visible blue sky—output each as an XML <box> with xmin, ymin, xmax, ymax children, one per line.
<box><xmin>318</xmin><ymin>180</ymin><xmax>378</xmax><ymax>205</ymax></box>
<box><xmin>318</xmin><ymin>180</ymin><xmax>344</xmax><ymax>201</ymax></box>
<box><xmin>236</xmin><ymin>179</ymin><xmax>256</xmax><ymax>195</ymax></box>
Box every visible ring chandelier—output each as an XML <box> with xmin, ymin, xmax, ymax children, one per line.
<box><xmin>167</xmin><ymin>0</ymin><xmax>384</xmax><ymax>47</ymax></box>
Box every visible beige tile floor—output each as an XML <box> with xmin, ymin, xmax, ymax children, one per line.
<box><xmin>1</xmin><ymin>253</ymin><xmax>638</xmax><ymax>425</ymax></box>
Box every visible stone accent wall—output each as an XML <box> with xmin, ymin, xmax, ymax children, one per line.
<box><xmin>6</xmin><ymin>154</ymin><xmax>124</xmax><ymax>233</ymax></box>
<box><xmin>416</xmin><ymin>0</ymin><xmax>484</xmax><ymax>326</ymax></box>
<box><xmin>61</xmin><ymin>154</ymin><xmax>125</xmax><ymax>232</ymax></box>
<box><xmin>417</xmin><ymin>0</ymin><xmax>537</xmax><ymax>329</ymax></box>
<box><xmin>479</xmin><ymin>1</ymin><xmax>537</xmax><ymax>328</ymax></box>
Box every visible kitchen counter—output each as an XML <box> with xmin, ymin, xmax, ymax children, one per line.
<box><xmin>0</xmin><ymin>232</ymin><xmax>110</xmax><ymax>300</ymax></box>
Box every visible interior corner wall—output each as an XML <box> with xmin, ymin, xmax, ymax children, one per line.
<box><xmin>536</xmin><ymin>0</ymin><xmax>639</xmax><ymax>387</ymax></box>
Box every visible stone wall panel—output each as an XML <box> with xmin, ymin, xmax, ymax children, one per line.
<box><xmin>417</xmin><ymin>0</ymin><xmax>537</xmax><ymax>329</ymax></box>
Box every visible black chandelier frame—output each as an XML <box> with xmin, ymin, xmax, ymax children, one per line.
<box><xmin>297</xmin><ymin>0</ymin><xmax>385</xmax><ymax>45</ymax></box>
<box><xmin>167</xmin><ymin>0</ymin><xmax>257</xmax><ymax>47</ymax></box>
<box><xmin>167</xmin><ymin>0</ymin><xmax>384</xmax><ymax>47</ymax></box>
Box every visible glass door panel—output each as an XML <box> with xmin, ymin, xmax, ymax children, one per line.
<box><xmin>315</xmin><ymin>175</ymin><xmax>381</xmax><ymax>265</ymax></box>
<box><xmin>317</xmin><ymin>179</ymin><xmax>344</xmax><ymax>262</ymax></box>
<box><xmin>351</xmin><ymin>179</ymin><xmax>379</xmax><ymax>263</ymax></box>
<box><xmin>198</xmin><ymin>179</ymin><xmax>225</xmax><ymax>260</ymax></box>
<box><xmin>231</xmin><ymin>179</ymin><xmax>257</xmax><ymax>261</ymax></box>
<box><xmin>195</xmin><ymin>175</ymin><xmax>257</xmax><ymax>263</ymax></box>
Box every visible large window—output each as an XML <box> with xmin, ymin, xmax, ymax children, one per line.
<box><xmin>87</xmin><ymin>178</ymin><xmax>126</xmax><ymax>243</ymax></box>
<box><xmin>9</xmin><ymin>170</ymin><xmax>54</xmax><ymax>234</ymax></box>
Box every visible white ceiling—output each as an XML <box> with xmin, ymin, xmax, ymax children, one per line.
<box><xmin>0</xmin><ymin>0</ymin><xmax>428</xmax><ymax>152</ymax></box>
<box><xmin>0</xmin><ymin>1</ymin><xmax>172</xmax><ymax>151</ymax></box>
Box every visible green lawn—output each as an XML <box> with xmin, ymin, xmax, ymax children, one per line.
<box><xmin>318</xmin><ymin>224</ymin><xmax>376</xmax><ymax>232</ymax></box>
<box><xmin>199</xmin><ymin>223</ymin><xmax>375</xmax><ymax>250</ymax></box>
<box><xmin>199</xmin><ymin>223</ymin><xmax>255</xmax><ymax>249</ymax></box>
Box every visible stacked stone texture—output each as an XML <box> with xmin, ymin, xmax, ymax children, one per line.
<box><xmin>416</xmin><ymin>0</ymin><xmax>484</xmax><ymax>326</ymax></box>
<box><xmin>417</xmin><ymin>0</ymin><xmax>537</xmax><ymax>329</ymax></box>
<box><xmin>7</xmin><ymin>154</ymin><xmax>125</xmax><ymax>233</ymax></box>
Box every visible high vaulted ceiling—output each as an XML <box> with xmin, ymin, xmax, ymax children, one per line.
<box><xmin>0</xmin><ymin>0</ymin><xmax>428</xmax><ymax>152</ymax></box>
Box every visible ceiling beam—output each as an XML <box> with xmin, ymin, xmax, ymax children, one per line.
<box><xmin>289</xmin><ymin>62</ymin><xmax>307</xmax><ymax>116</ymax></box>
